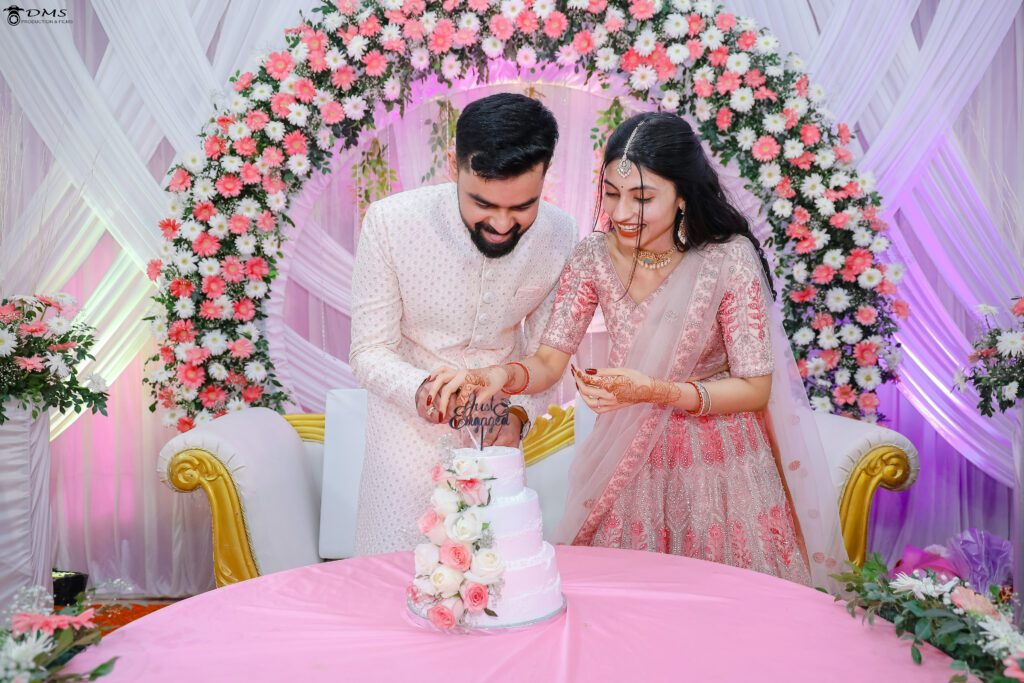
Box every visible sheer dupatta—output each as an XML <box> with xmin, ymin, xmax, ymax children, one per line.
<box><xmin>556</xmin><ymin>239</ymin><xmax>847</xmax><ymax>589</ymax></box>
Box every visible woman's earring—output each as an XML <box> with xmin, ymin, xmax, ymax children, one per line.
<box><xmin>676</xmin><ymin>210</ymin><xmax>686</xmax><ymax>245</ymax></box>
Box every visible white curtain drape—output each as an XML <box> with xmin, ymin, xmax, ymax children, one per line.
<box><xmin>0</xmin><ymin>0</ymin><xmax>1020</xmax><ymax>594</ymax></box>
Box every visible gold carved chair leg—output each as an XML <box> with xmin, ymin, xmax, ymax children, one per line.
<box><xmin>838</xmin><ymin>445</ymin><xmax>914</xmax><ymax>567</ymax></box>
<box><xmin>166</xmin><ymin>449</ymin><xmax>260</xmax><ymax>587</ymax></box>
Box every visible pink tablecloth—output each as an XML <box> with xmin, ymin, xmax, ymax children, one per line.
<box><xmin>67</xmin><ymin>546</ymin><xmax>953</xmax><ymax>682</ymax></box>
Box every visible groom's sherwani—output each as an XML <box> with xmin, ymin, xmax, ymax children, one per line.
<box><xmin>350</xmin><ymin>182</ymin><xmax>576</xmax><ymax>554</ymax></box>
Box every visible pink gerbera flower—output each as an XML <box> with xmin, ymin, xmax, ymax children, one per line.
<box><xmin>169</xmin><ymin>168</ymin><xmax>191</xmax><ymax>192</ymax></box>
<box><xmin>363</xmin><ymin>50</ymin><xmax>388</xmax><ymax>77</ymax></box>
<box><xmin>751</xmin><ymin>136</ymin><xmax>781</xmax><ymax>162</ymax></box>
<box><xmin>15</xmin><ymin>356</ymin><xmax>45</xmax><ymax>372</ymax></box>
<box><xmin>221</xmin><ymin>256</ymin><xmax>246</xmax><ymax>283</ymax></box>
<box><xmin>192</xmin><ymin>233</ymin><xmax>221</xmax><ymax>258</ymax></box>
<box><xmin>265</xmin><ymin>51</ymin><xmax>294</xmax><ymax>80</ymax></box>
<box><xmin>177</xmin><ymin>364</ymin><xmax>206</xmax><ymax>390</ymax></box>
<box><xmin>283</xmin><ymin>130</ymin><xmax>308</xmax><ymax>156</ymax></box>
<box><xmin>233</xmin><ymin>298</ymin><xmax>256</xmax><ymax>322</ymax></box>
<box><xmin>216</xmin><ymin>174</ymin><xmax>242</xmax><ymax>198</ymax></box>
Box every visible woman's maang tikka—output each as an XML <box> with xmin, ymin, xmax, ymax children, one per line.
<box><xmin>616</xmin><ymin>120</ymin><xmax>647</xmax><ymax>178</ymax></box>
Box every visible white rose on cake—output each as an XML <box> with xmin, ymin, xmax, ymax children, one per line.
<box><xmin>414</xmin><ymin>543</ymin><xmax>441</xmax><ymax>575</ymax></box>
<box><xmin>465</xmin><ymin>549</ymin><xmax>505</xmax><ymax>585</ymax></box>
<box><xmin>430</xmin><ymin>565</ymin><xmax>464</xmax><ymax>598</ymax></box>
<box><xmin>444</xmin><ymin>511</ymin><xmax>484</xmax><ymax>544</ymax></box>
<box><xmin>451</xmin><ymin>456</ymin><xmax>484</xmax><ymax>479</ymax></box>
<box><xmin>413</xmin><ymin>576</ymin><xmax>437</xmax><ymax>597</ymax></box>
<box><xmin>431</xmin><ymin>487</ymin><xmax>461</xmax><ymax>518</ymax></box>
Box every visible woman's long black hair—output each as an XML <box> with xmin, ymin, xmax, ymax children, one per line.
<box><xmin>600</xmin><ymin>112</ymin><xmax>776</xmax><ymax>299</ymax></box>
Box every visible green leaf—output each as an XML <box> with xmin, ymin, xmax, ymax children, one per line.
<box><xmin>90</xmin><ymin>657</ymin><xmax>119</xmax><ymax>679</ymax></box>
<box><xmin>910</xmin><ymin>644</ymin><xmax>922</xmax><ymax>665</ymax></box>
<box><xmin>483</xmin><ymin>608</ymin><xmax>497</xmax><ymax>617</ymax></box>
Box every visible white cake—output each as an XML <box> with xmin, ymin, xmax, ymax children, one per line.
<box><xmin>408</xmin><ymin>446</ymin><xmax>564</xmax><ymax>629</ymax></box>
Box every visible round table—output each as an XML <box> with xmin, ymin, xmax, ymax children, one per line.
<box><xmin>67</xmin><ymin>546</ymin><xmax>954</xmax><ymax>681</ymax></box>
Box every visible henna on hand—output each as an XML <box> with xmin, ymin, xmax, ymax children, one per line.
<box><xmin>589</xmin><ymin>375</ymin><xmax>683</xmax><ymax>406</ymax></box>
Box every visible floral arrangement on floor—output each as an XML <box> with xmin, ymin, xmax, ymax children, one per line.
<box><xmin>0</xmin><ymin>586</ymin><xmax>118</xmax><ymax>683</ymax></box>
<box><xmin>408</xmin><ymin>451</ymin><xmax>505</xmax><ymax>629</ymax></box>
<box><xmin>956</xmin><ymin>298</ymin><xmax>1024</xmax><ymax>417</ymax></box>
<box><xmin>0</xmin><ymin>295</ymin><xmax>109</xmax><ymax>425</ymax></box>
<box><xmin>148</xmin><ymin>0</ymin><xmax>905</xmax><ymax>428</ymax></box>
<box><xmin>835</xmin><ymin>529</ymin><xmax>1021</xmax><ymax>682</ymax></box>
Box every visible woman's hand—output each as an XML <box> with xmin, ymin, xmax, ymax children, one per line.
<box><xmin>427</xmin><ymin>365</ymin><xmax>509</xmax><ymax>420</ymax></box>
<box><xmin>572</xmin><ymin>365</ymin><xmax>682</xmax><ymax>412</ymax></box>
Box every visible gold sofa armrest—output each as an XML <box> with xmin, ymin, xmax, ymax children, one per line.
<box><xmin>164</xmin><ymin>414</ymin><xmax>326</xmax><ymax>588</ymax></box>
<box><xmin>838</xmin><ymin>446</ymin><xmax>915</xmax><ymax>567</ymax></box>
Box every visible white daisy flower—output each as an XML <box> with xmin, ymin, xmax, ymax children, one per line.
<box><xmin>809</xmin><ymin>83</ymin><xmax>827</xmax><ymax>102</ymax></box>
<box><xmin>725</xmin><ymin>52</ymin><xmax>750</xmax><ymax>74</ymax></box>
<box><xmin>817</xmin><ymin>327</ymin><xmax>839</xmax><ymax>349</ymax></box>
<box><xmin>346</xmin><ymin>35</ymin><xmax>368</xmax><ymax>60</ymax></box>
<box><xmin>736</xmin><ymin>128</ymin><xmax>756</xmax><ymax>150</ymax></box>
<box><xmin>823</xmin><ymin>249</ymin><xmax>845</xmax><ymax>269</ymax></box>
<box><xmin>835</xmin><ymin>369</ymin><xmax>851</xmax><ymax>386</ymax></box>
<box><xmin>811</xmin><ymin>395</ymin><xmax>833</xmax><ymax>412</ymax></box>
<box><xmin>592</xmin><ymin>25</ymin><xmax>610</xmax><ymax>47</ymax></box>
<box><xmin>158</xmin><ymin>241</ymin><xmax>176</xmax><ymax>259</ymax></box>
<box><xmin>262</xmin><ymin>236</ymin><xmax>280</xmax><ymax>255</ymax></box>
<box><xmin>238</xmin><ymin>322</ymin><xmax>261</xmax><ymax>341</ymax></box>
<box><xmin>815</xmin><ymin>148</ymin><xmax>836</xmax><ymax>169</ymax></box>
<box><xmin>221</xmin><ymin>155</ymin><xmax>243</xmax><ymax>173</ymax></box>
<box><xmin>237</xmin><ymin>234</ymin><xmax>258</xmax><ymax>255</ymax></box>
<box><xmin>666</xmin><ymin>43</ymin><xmax>687</xmax><ymax>65</ymax></box>
<box><xmin>245</xmin><ymin>280</ymin><xmax>269</xmax><ymax>299</ymax></box>
<box><xmin>209</xmin><ymin>363</ymin><xmax>228</xmax><ymax>381</ymax></box>
<box><xmin>250</xmin><ymin>82</ymin><xmax>272</xmax><ymax>101</ymax></box>
<box><xmin>264</xmin><ymin>121</ymin><xmax>285</xmax><ymax>141</ymax></box>
<box><xmin>208</xmin><ymin>216</ymin><xmax>229</xmax><ymax>238</ymax></box>
<box><xmin>43</xmin><ymin>353</ymin><xmax>70</xmax><ymax>378</ymax></box>
<box><xmin>1003</xmin><ymin>381</ymin><xmax>1020</xmax><ymax>401</ymax></box>
<box><xmin>855</xmin><ymin>366</ymin><xmax>881</xmax><ymax>390</ymax></box>
<box><xmin>343</xmin><ymin>96</ymin><xmax>368</xmax><ymax>120</ymax></box>
<box><xmin>173</xmin><ymin>250</ymin><xmax>199</xmax><ymax>275</ymax></box>
<box><xmin>172</xmin><ymin>299</ymin><xmax>193</xmax><ymax>317</ymax></box>
<box><xmin>825</xmin><ymin>288</ymin><xmax>851</xmax><ymax>313</ymax></box>
<box><xmin>700</xmin><ymin>27</ymin><xmax>724</xmax><ymax>50</ymax></box>
<box><xmin>287</xmin><ymin>103</ymin><xmax>310</xmax><ymax>127</ymax></box>
<box><xmin>150</xmin><ymin>366</ymin><xmax>172</xmax><ymax>383</ymax></box>
<box><xmin>839</xmin><ymin>324</ymin><xmax>863</xmax><ymax>344</ymax></box>
<box><xmin>245</xmin><ymin>361</ymin><xmax>268</xmax><ymax>383</ymax></box>
<box><xmin>858</xmin><ymin>268</ymin><xmax>883</xmax><ymax>290</ymax></box>
<box><xmin>47</xmin><ymin>316</ymin><xmax>71</xmax><ymax>335</ymax></box>
<box><xmin>179</xmin><ymin>387</ymin><xmax>198</xmax><ymax>401</ymax></box>
<box><xmin>227</xmin><ymin>396</ymin><xmax>248</xmax><ymax>412</ymax></box>
<box><xmin>784</xmin><ymin>96</ymin><xmax>809</xmax><ymax>117</ymax></box>
<box><xmin>410</xmin><ymin>47</ymin><xmax>430</xmax><ymax>70</ymax></box>
<box><xmin>693</xmin><ymin>99</ymin><xmax>712</xmax><ymax>121</ymax></box>
<box><xmin>793</xmin><ymin>327</ymin><xmax>815</xmax><ymax>345</ymax></box>
<box><xmin>291</xmin><ymin>41</ymin><xmax>309</xmax><ymax>65</ymax></box>
<box><xmin>501</xmin><ymin>0</ymin><xmax>524</xmax><ymax>17</ymax></box>
<box><xmin>754</xmin><ymin>34</ymin><xmax>779</xmax><ymax>54</ymax></box>
<box><xmin>516</xmin><ymin>45</ymin><xmax>538</xmax><ymax>68</ymax></box>
<box><xmin>853</xmin><ymin>228</ymin><xmax>874</xmax><ymax>248</ymax></box>
<box><xmin>268</xmin><ymin>192</ymin><xmax>287</xmax><ymax>212</ymax></box>
<box><xmin>890</xmin><ymin>572</ymin><xmax>959</xmax><ymax>601</ymax></box>
<box><xmin>976</xmin><ymin>303</ymin><xmax>999</xmax><ymax>316</ymax></box>
<box><xmin>869</xmin><ymin>236</ymin><xmax>890</xmax><ymax>255</ymax></box>
<box><xmin>757</xmin><ymin>163</ymin><xmax>782</xmax><ymax>188</ymax></box>
<box><xmin>441</xmin><ymin>54</ymin><xmax>463</xmax><ymax>81</ymax></box>
<box><xmin>791</xmin><ymin>261</ymin><xmax>809</xmax><ymax>283</ymax></box>
<box><xmin>634</xmin><ymin>28</ymin><xmax>658</xmax><ymax>57</ymax></box>
<box><xmin>0</xmin><ymin>328</ymin><xmax>17</xmax><ymax>357</ymax></box>
<box><xmin>886</xmin><ymin>263</ymin><xmax>905</xmax><ymax>283</ymax></box>
<box><xmin>772</xmin><ymin>199</ymin><xmax>793</xmax><ymax>218</ymax></box>
<box><xmin>312</xmin><ymin>90</ymin><xmax>333</xmax><ymax>108</ymax></box>
<box><xmin>166</xmin><ymin>194</ymin><xmax>184</xmax><ymax>218</ymax></box>
<box><xmin>737</xmin><ymin>16</ymin><xmax>756</xmax><ymax>31</ymax></box>
<box><xmin>595</xmin><ymin>47</ymin><xmax>619</xmax><ymax>71</ymax></box>
<box><xmin>629</xmin><ymin>65</ymin><xmax>658</xmax><ymax>91</ymax></box>
<box><xmin>3</xmin><ymin>629</ymin><xmax>54</xmax><ymax>669</ymax></box>
<box><xmin>729</xmin><ymin>87</ymin><xmax>754</xmax><ymax>113</ymax></box>
<box><xmin>215</xmin><ymin>295</ymin><xmax>233</xmax><ymax>320</ymax></box>
<box><xmin>953</xmin><ymin>368</ymin><xmax>967</xmax><ymax>391</ymax></box>
<box><xmin>786</xmin><ymin>54</ymin><xmax>806</xmax><ymax>72</ymax></box>
<box><xmin>762</xmin><ymin>113</ymin><xmax>786</xmax><ymax>134</ymax></box>
<box><xmin>325</xmin><ymin>48</ymin><xmax>346</xmax><ymax>70</ymax></box>
<box><xmin>201</xmin><ymin>331</ymin><xmax>229</xmax><ymax>356</ymax></box>
<box><xmin>807</xmin><ymin>357</ymin><xmax>827</xmax><ymax>377</ymax></box>
<box><xmin>800</xmin><ymin>174</ymin><xmax>825</xmax><ymax>198</ymax></box>
<box><xmin>383</xmin><ymin>77</ymin><xmax>402</xmax><ymax>102</ymax></box>
<box><xmin>814</xmin><ymin>197</ymin><xmax>836</xmax><ymax>217</ymax></box>
<box><xmin>783</xmin><ymin>139</ymin><xmax>805</xmax><ymax>159</ymax></box>
<box><xmin>567</xmin><ymin>0</ymin><xmax>588</xmax><ymax>9</ymax></box>
<box><xmin>192</xmin><ymin>179</ymin><xmax>216</xmax><ymax>201</ymax></box>
<box><xmin>661</xmin><ymin>90</ymin><xmax>681</xmax><ymax>112</ymax></box>
<box><xmin>287</xmin><ymin>154</ymin><xmax>311</xmax><ymax>176</ymax></box>
<box><xmin>664</xmin><ymin>13</ymin><xmax>688</xmax><ymax>38</ymax></box>
<box><xmin>481</xmin><ymin>37</ymin><xmax>505</xmax><ymax>59</ymax></box>
<box><xmin>194</xmin><ymin>409</ymin><xmax>214</xmax><ymax>425</ymax></box>
<box><xmin>765</xmin><ymin>64</ymin><xmax>784</xmax><ymax>77</ymax></box>
<box><xmin>180</xmin><ymin>220</ymin><xmax>203</xmax><ymax>241</ymax></box>
<box><xmin>459</xmin><ymin>13</ymin><xmax>481</xmax><ymax>31</ymax></box>
<box><xmin>830</xmin><ymin>172</ymin><xmax>852</xmax><ymax>188</ymax></box>
<box><xmin>183</xmin><ymin>150</ymin><xmax>207</xmax><ymax>173</ymax></box>
<box><xmin>694</xmin><ymin>0</ymin><xmax>714</xmax><ymax>15</ymax></box>
<box><xmin>236</xmin><ymin>198</ymin><xmax>260</xmax><ymax>218</ymax></box>
<box><xmin>996</xmin><ymin>331</ymin><xmax>1024</xmax><ymax>358</ymax></box>
<box><xmin>812</xmin><ymin>228</ymin><xmax>831</xmax><ymax>249</ymax></box>
<box><xmin>978</xmin><ymin>615</ymin><xmax>1024</xmax><ymax>657</ymax></box>
<box><xmin>859</xmin><ymin>171</ymin><xmax>877</xmax><ymax>193</ymax></box>
<box><xmin>227</xmin><ymin>95</ymin><xmax>251</xmax><ymax>115</ymax></box>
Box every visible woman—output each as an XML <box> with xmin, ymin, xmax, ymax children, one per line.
<box><xmin>428</xmin><ymin>112</ymin><xmax>846</xmax><ymax>587</ymax></box>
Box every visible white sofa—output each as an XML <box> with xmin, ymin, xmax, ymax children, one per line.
<box><xmin>158</xmin><ymin>389</ymin><xmax>919</xmax><ymax>586</ymax></box>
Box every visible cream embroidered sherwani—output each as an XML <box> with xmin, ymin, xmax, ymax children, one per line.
<box><xmin>349</xmin><ymin>182</ymin><xmax>576</xmax><ymax>555</ymax></box>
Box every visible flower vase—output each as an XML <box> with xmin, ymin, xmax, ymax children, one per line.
<box><xmin>0</xmin><ymin>398</ymin><xmax>53</xmax><ymax>607</ymax></box>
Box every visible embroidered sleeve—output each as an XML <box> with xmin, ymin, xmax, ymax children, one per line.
<box><xmin>539</xmin><ymin>240</ymin><xmax>598</xmax><ymax>356</ymax></box>
<box><xmin>718</xmin><ymin>241</ymin><xmax>774</xmax><ymax>378</ymax></box>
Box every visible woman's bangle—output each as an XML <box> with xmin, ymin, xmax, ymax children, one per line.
<box><xmin>685</xmin><ymin>381</ymin><xmax>711</xmax><ymax>416</ymax></box>
<box><xmin>502</xmin><ymin>362</ymin><xmax>530</xmax><ymax>395</ymax></box>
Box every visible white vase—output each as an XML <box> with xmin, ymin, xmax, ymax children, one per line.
<box><xmin>0</xmin><ymin>399</ymin><xmax>53</xmax><ymax>608</ymax></box>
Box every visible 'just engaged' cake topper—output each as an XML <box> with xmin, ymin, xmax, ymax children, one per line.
<box><xmin>449</xmin><ymin>395</ymin><xmax>511</xmax><ymax>451</ymax></box>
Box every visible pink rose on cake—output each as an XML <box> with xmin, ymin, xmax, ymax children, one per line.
<box><xmin>455</xmin><ymin>478</ymin><xmax>488</xmax><ymax>506</ymax></box>
<box><xmin>465</xmin><ymin>549</ymin><xmax>504</xmax><ymax>585</ymax></box>
<box><xmin>429</xmin><ymin>565</ymin><xmax>464</xmax><ymax>598</ymax></box>
<box><xmin>462</xmin><ymin>583</ymin><xmax>489</xmax><ymax>613</ymax></box>
<box><xmin>444</xmin><ymin>510</ymin><xmax>484</xmax><ymax>544</ymax></box>
<box><xmin>427</xmin><ymin>604</ymin><xmax>457</xmax><ymax>629</ymax></box>
<box><xmin>440</xmin><ymin>540</ymin><xmax>473</xmax><ymax>571</ymax></box>
<box><xmin>418</xmin><ymin>509</ymin><xmax>448</xmax><ymax>545</ymax></box>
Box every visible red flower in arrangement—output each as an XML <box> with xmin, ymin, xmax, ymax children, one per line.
<box><xmin>629</xmin><ymin>0</ymin><xmax>655</xmax><ymax>20</ymax></box>
<box><xmin>751</xmin><ymin>135</ymin><xmax>781</xmax><ymax>162</ymax></box>
<box><xmin>270</xmin><ymin>92</ymin><xmax>295</xmax><ymax>118</ymax></box>
<box><xmin>227</xmin><ymin>337</ymin><xmax>255</xmax><ymax>359</ymax></box>
<box><xmin>811</xmin><ymin>265</ymin><xmax>836</xmax><ymax>285</ymax></box>
<box><xmin>854</xmin><ymin>341</ymin><xmax>879</xmax><ymax>367</ymax></box>
<box><xmin>687</xmin><ymin>14</ymin><xmax>704</xmax><ymax>35</ymax></box>
<box><xmin>790</xmin><ymin>286</ymin><xmax>817</xmax><ymax>303</ymax></box>
<box><xmin>233</xmin><ymin>71</ymin><xmax>253</xmax><ymax>91</ymax></box>
<box><xmin>856</xmin><ymin>306</ymin><xmax>879</xmax><ymax>326</ymax></box>
<box><xmin>199</xmin><ymin>300</ymin><xmax>224</xmax><ymax>320</ymax></box>
<box><xmin>256</xmin><ymin>211</ymin><xmax>276</xmax><ymax>232</ymax></box>
<box><xmin>159</xmin><ymin>218</ymin><xmax>180</xmax><ymax>240</ymax></box>
<box><xmin>544</xmin><ymin>11</ymin><xmax>568</xmax><ymax>39</ymax></box>
<box><xmin>192</xmin><ymin>201</ymin><xmax>217</xmax><ymax>223</ymax></box>
<box><xmin>245</xmin><ymin>257</ymin><xmax>270</xmax><ymax>281</ymax></box>
<box><xmin>14</xmin><ymin>355</ymin><xmax>45</xmax><ymax>371</ymax></box>
<box><xmin>221</xmin><ymin>256</ymin><xmax>246</xmax><ymax>283</ymax></box>
<box><xmin>192</xmin><ymin>233</ymin><xmax>221</xmax><ymax>258</ymax></box>
<box><xmin>202</xmin><ymin>275</ymin><xmax>226</xmax><ymax>299</ymax></box>
<box><xmin>715</xmin><ymin>12</ymin><xmax>737</xmax><ymax>31</ymax></box>
<box><xmin>1012</xmin><ymin>298</ymin><xmax>1024</xmax><ymax>317</ymax></box>
<box><xmin>169</xmin><ymin>278</ymin><xmax>195</xmax><ymax>299</ymax></box>
<box><xmin>800</xmin><ymin>124</ymin><xmax>821</xmax><ymax>146</ymax></box>
<box><xmin>158</xmin><ymin>387</ymin><xmax>175</xmax><ymax>408</ymax></box>
<box><xmin>203</xmin><ymin>134</ymin><xmax>227</xmax><ymax>159</ymax></box>
<box><xmin>184</xmin><ymin>346</ymin><xmax>211</xmax><ymax>365</ymax></box>
<box><xmin>177</xmin><ymin>416</ymin><xmax>195</xmax><ymax>433</ymax></box>
<box><xmin>331</xmin><ymin>65</ymin><xmax>358</xmax><ymax>91</ymax></box>
<box><xmin>693</xmin><ymin>78</ymin><xmax>713</xmax><ymax>97</ymax></box>
<box><xmin>240</xmin><ymin>163</ymin><xmax>261</xmax><ymax>185</ymax></box>
<box><xmin>293</xmin><ymin>77</ymin><xmax>316</xmax><ymax>103</ymax></box>
<box><xmin>588</xmin><ymin>0</ymin><xmax>607</xmax><ymax>13</ymax></box>
<box><xmin>229</xmin><ymin>214</ymin><xmax>250</xmax><ymax>235</ymax></box>
<box><xmin>147</xmin><ymin>259</ymin><xmax>163</xmax><ymax>281</ymax></box>
<box><xmin>261</xmin><ymin>146</ymin><xmax>284</xmax><ymax>167</ymax></box>
<box><xmin>0</xmin><ymin>303</ymin><xmax>20</xmax><ymax>323</ymax></box>
<box><xmin>198</xmin><ymin>385</ymin><xmax>228</xmax><ymax>410</ymax></box>
<box><xmin>489</xmin><ymin>14</ymin><xmax>513</xmax><ymax>41</ymax></box>
<box><xmin>283</xmin><ymin>130</ymin><xmax>308</xmax><ymax>156</ymax></box>
<box><xmin>177</xmin><ymin>364</ymin><xmax>206</xmax><ymax>390</ymax></box>
<box><xmin>572</xmin><ymin>30</ymin><xmax>595</xmax><ymax>54</ymax></box>
<box><xmin>819</xmin><ymin>349</ymin><xmax>841</xmax><ymax>370</ymax></box>
<box><xmin>858</xmin><ymin>392</ymin><xmax>880</xmax><ymax>413</ymax></box>
<box><xmin>716</xmin><ymin>71</ymin><xmax>740</xmax><ymax>94</ymax></box>
<box><xmin>159</xmin><ymin>346</ymin><xmax>175</xmax><ymax>364</ymax></box>
<box><xmin>515</xmin><ymin>10</ymin><xmax>539</xmax><ymax>35</ymax></box>
<box><xmin>242</xmin><ymin>384</ymin><xmax>264</xmax><ymax>403</ymax></box>
<box><xmin>737</xmin><ymin>31</ymin><xmax>757</xmax><ymax>50</ymax></box>
<box><xmin>811</xmin><ymin>313</ymin><xmax>834</xmax><ymax>331</ymax></box>
<box><xmin>715</xmin><ymin>107</ymin><xmax>732</xmax><ymax>131</ymax></box>
<box><xmin>233</xmin><ymin>137</ymin><xmax>257</xmax><ymax>158</ymax></box>
<box><xmin>216</xmin><ymin>174</ymin><xmax>243</xmax><ymax>198</ymax></box>
<box><xmin>262</xmin><ymin>174</ymin><xmax>285</xmax><ymax>195</ymax></box>
<box><xmin>47</xmin><ymin>341</ymin><xmax>78</xmax><ymax>352</ymax></box>
<box><xmin>167</xmin><ymin>320</ymin><xmax>196</xmax><ymax>344</ymax></box>
<box><xmin>360</xmin><ymin>14</ymin><xmax>382</xmax><ymax>37</ymax></box>
<box><xmin>226</xmin><ymin>371</ymin><xmax>248</xmax><ymax>387</ymax></box>
<box><xmin>892</xmin><ymin>299</ymin><xmax>910</xmax><ymax>319</ymax></box>
<box><xmin>833</xmin><ymin>384</ymin><xmax>857</xmax><ymax>405</ymax></box>
<box><xmin>265</xmin><ymin>51</ymin><xmax>294</xmax><ymax>81</ymax></box>
<box><xmin>169</xmin><ymin>168</ymin><xmax>192</xmax><ymax>192</ymax></box>
<box><xmin>233</xmin><ymin>298</ymin><xmax>256</xmax><ymax>322</ymax></box>
<box><xmin>708</xmin><ymin>46</ymin><xmax>728</xmax><ymax>68</ymax></box>
<box><xmin>18</xmin><ymin>321</ymin><xmax>47</xmax><ymax>337</ymax></box>
<box><xmin>244</xmin><ymin>109</ymin><xmax>269</xmax><ymax>131</ymax></box>
<box><xmin>320</xmin><ymin>101</ymin><xmax>345</xmax><ymax>124</ymax></box>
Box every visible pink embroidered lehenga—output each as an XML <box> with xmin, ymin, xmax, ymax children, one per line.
<box><xmin>541</xmin><ymin>232</ymin><xmax>846</xmax><ymax>587</ymax></box>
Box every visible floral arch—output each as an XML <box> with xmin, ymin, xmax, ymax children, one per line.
<box><xmin>145</xmin><ymin>0</ymin><xmax>909</xmax><ymax>431</ymax></box>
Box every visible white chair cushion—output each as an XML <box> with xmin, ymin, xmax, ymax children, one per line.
<box><xmin>319</xmin><ymin>389</ymin><xmax>369</xmax><ymax>559</ymax></box>
<box><xmin>811</xmin><ymin>410</ymin><xmax>919</xmax><ymax>496</ymax></box>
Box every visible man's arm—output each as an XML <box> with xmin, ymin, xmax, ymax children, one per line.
<box><xmin>349</xmin><ymin>203</ymin><xmax>431</xmax><ymax>413</ymax></box>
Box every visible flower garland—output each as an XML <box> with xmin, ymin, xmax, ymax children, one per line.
<box><xmin>408</xmin><ymin>451</ymin><xmax>505</xmax><ymax>628</ymax></box>
<box><xmin>148</xmin><ymin>0</ymin><xmax>905</xmax><ymax>428</ymax></box>
<box><xmin>956</xmin><ymin>298</ymin><xmax>1024</xmax><ymax>417</ymax></box>
<box><xmin>352</xmin><ymin>137</ymin><xmax>399</xmax><ymax>220</ymax></box>
<box><xmin>835</xmin><ymin>555</ymin><xmax>1024</xmax><ymax>683</ymax></box>
<box><xmin>0</xmin><ymin>294</ymin><xmax>109</xmax><ymax>425</ymax></box>
<box><xmin>421</xmin><ymin>98</ymin><xmax>461</xmax><ymax>184</ymax></box>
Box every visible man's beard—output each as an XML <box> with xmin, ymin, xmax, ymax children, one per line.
<box><xmin>466</xmin><ymin>220</ymin><xmax>527</xmax><ymax>259</ymax></box>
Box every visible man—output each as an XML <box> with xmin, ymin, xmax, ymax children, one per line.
<box><xmin>349</xmin><ymin>93</ymin><xmax>577</xmax><ymax>555</ymax></box>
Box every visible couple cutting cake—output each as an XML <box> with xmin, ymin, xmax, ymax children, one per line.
<box><xmin>349</xmin><ymin>92</ymin><xmax>846</xmax><ymax>588</ymax></box>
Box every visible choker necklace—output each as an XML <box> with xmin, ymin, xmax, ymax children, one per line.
<box><xmin>635</xmin><ymin>247</ymin><xmax>675</xmax><ymax>270</ymax></box>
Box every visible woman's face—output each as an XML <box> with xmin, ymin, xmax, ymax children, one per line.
<box><xmin>602</xmin><ymin>161</ymin><xmax>684</xmax><ymax>252</ymax></box>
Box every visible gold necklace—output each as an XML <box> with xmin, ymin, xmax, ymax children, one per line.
<box><xmin>635</xmin><ymin>247</ymin><xmax>675</xmax><ymax>270</ymax></box>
